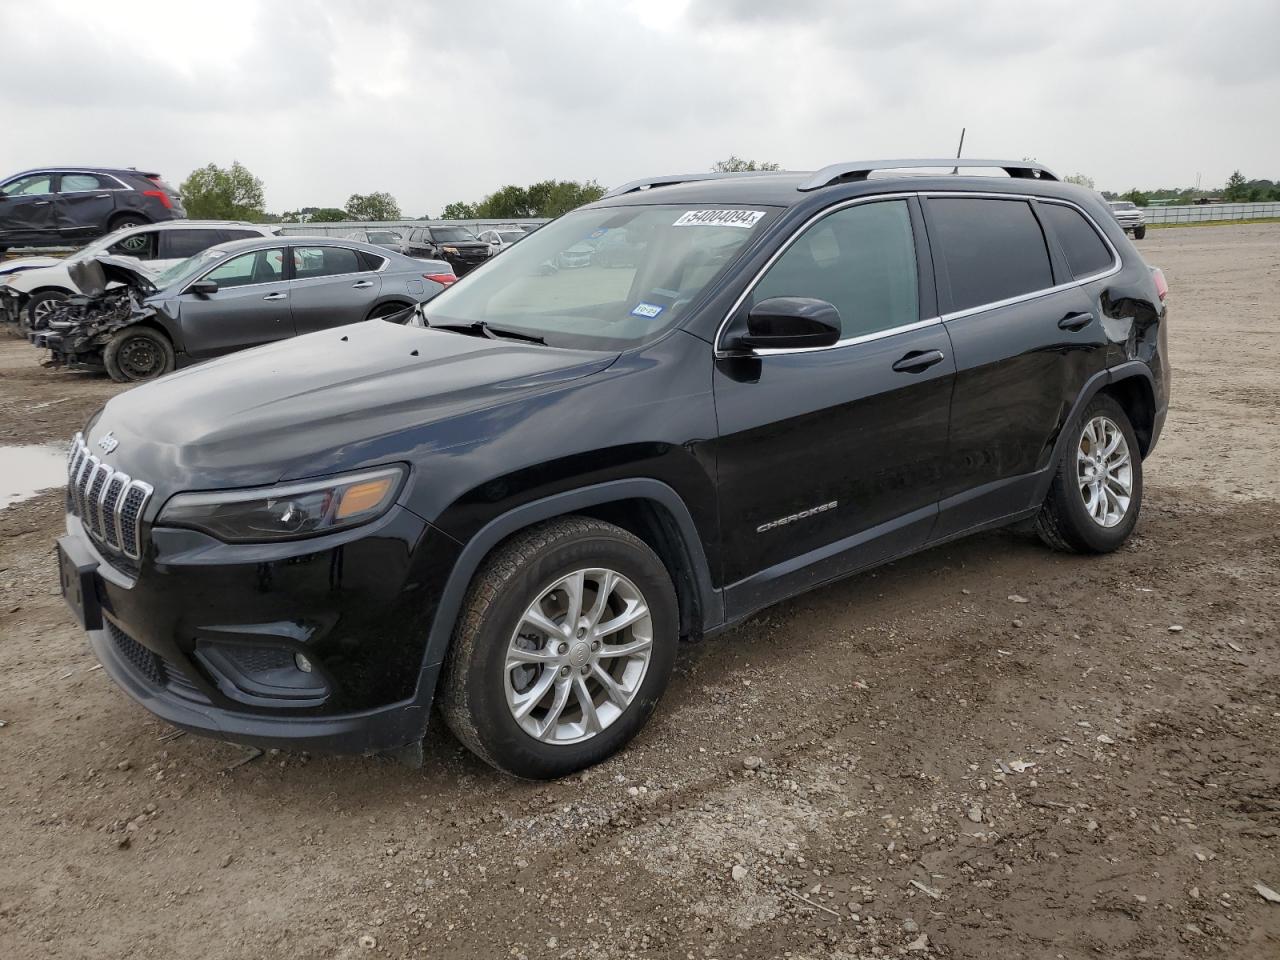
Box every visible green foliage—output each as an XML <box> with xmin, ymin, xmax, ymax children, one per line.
<box><xmin>345</xmin><ymin>191</ymin><xmax>402</xmax><ymax>221</ymax></box>
<box><xmin>461</xmin><ymin>180</ymin><xmax>605</xmax><ymax>220</ymax></box>
<box><xmin>1063</xmin><ymin>173</ymin><xmax>1095</xmax><ymax>189</ymax></box>
<box><xmin>1122</xmin><ymin>189</ymin><xmax>1149</xmax><ymax>207</ymax></box>
<box><xmin>440</xmin><ymin>201</ymin><xmax>478</xmax><ymax>220</ymax></box>
<box><xmin>310</xmin><ymin>207</ymin><xmax>349</xmax><ymax>222</ymax></box>
<box><xmin>712</xmin><ymin>156</ymin><xmax>781</xmax><ymax>173</ymax></box>
<box><xmin>179</xmin><ymin>161</ymin><xmax>266</xmax><ymax>221</ymax></box>
<box><xmin>1223</xmin><ymin>170</ymin><xmax>1249</xmax><ymax>202</ymax></box>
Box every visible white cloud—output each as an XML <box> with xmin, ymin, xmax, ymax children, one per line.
<box><xmin>1</xmin><ymin>0</ymin><xmax>1275</xmax><ymax>215</ymax></box>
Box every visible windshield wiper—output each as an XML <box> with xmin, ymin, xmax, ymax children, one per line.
<box><xmin>429</xmin><ymin>320</ymin><xmax>546</xmax><ymax>345</ymax></box>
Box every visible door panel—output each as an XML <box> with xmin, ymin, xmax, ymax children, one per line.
<box><xmin>55</xmin><ymin>173</ymin><xmax>116</xmax><ymax>236</ymax></box>
<box><xmin>177</xmin><ymin>248</ymin><xmax>294</xmax><ymax>358</ymax></box>
<box><xmin>0</xmin><ymin>173</ymin><xmax>58</xmax><ymax>241</ymax></box>
<box><xmin>288</xmin><ymin>245</ymin><xmax>383</xmax><ymax>335</ymax></box>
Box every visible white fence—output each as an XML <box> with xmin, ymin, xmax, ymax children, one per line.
<box><xmin>1142</xmin><ymin>202</ymin><xmax>1280</xmax><ymax>224</ymax></box>
<box><xmin>273</xmin><ymin>218</ymin><xmax>549</xmax><ymax>238</ymax></box>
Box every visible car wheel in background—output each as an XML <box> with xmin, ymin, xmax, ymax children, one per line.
<box><xmin>103</xmin><ymin>326</ymin><xmax>176</xmax><ymax>383</ymax></box>
<box><xmin>108</xmin><ymin>213</ymin><xmax>149</xmax><ymax>233</ymax></box>
<box><xmin>1035</xmin><ymin>394</ymin><xmax>1143</xmax><ymax>554</ymax></box>
<box><xmin>366</xmin><ymin>301</ymin><xmax>412</xmax><ymax>321</ymax></box>
<box><xmin>1134</xmin><ymin>226</ymin><xmax>1146</xmax><ymax>240</ymax></box>
<box><xmin>23</xmin><ymin>289</ymin><xmax>70</xmax><ymax>333</ymax></box>
<box><xmin>440</xmin><ymin>516</ymin><xmax>679</xmax><ymax>779</ymax></box>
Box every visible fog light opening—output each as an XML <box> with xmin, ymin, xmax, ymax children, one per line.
<box><xmin>294</xmin><ymin>652</ymin><xmax>313</xmax><ymax>674</ymax></box>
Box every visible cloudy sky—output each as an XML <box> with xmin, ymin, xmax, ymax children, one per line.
<box><xmin>2</xmin><ymin>0</ymin><xmax>1276</xmax><ymax>216</ymax></box>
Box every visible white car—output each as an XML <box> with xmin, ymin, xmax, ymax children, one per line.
<box><xmin>476</xmin><ymin>228</ymin><xmax>528</xmax><ymax>253</ymax></box>
<box><xmin>0</xmin><ymin>220</ymin><xmax>277</xmax><ymax>331</ymax></box>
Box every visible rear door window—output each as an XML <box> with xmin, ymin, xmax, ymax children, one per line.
<box><xmin>1038</xmin><ymin>202</ymin><xmax>1115</xmax><ymax>279</ymax></box>
<box><xmin>161</xmin><ymin>229</ymin><xmax>227</xmax><ymax>260</ymax></box>
<box><xmin>927</xmin><ymin>198</ymin><xmax>1053</xmax><ymax>312</ymax></box>
<box><xmin>58</xmin><ymin>173</ymin><xmax>108</xmax><ymax>192</ymax></box>
<box><xmin>751</xmin><ymin>199</ymin><xmax>920</xmax><ymax>339</ymax></box>
<box><xmin>292</xmin><ymin>245</ymin><xmax>363</xmax><ymax>279</ymax></box>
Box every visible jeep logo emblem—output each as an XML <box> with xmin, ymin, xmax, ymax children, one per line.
<box><xmin>97</xmin><ymin>432</ymin><xmax>119</xmax><ymax>454</ymax></box>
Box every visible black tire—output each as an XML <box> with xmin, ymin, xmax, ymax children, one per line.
<box><xmin>23</xmin><ymin>289</ymin><xmax>70</xmax><ymax>334</ymax></box>
<box><xmin>1134</xmin><ymin>226</ymin><xmax>1146</xmax><ymax>240</ymax></box>
<box><xmin>102</xmin><ymin>326</ymin><xmax>175</xmax><ymax>383</ymax></box>
<box><xmin>367</xmin><ymin>301</ymin><xmax>411</xmax><ymax>321</ymax></box>
<box><xmin>440</xmin><ymin>516</ymin><xmax>679</xmax><ymax>779</ymax></box>
<box><xmin>108</xmin><ymin>214</ymin><xmax>149</xmax><ymax>233</ymax></box>
<box><xmin>1035</xmin><ymin>394</ymin><xmax>1143</xmax><ymax>554</ymax></box>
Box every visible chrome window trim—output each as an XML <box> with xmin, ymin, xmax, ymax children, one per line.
<box><xmin>713</xmin><ymin>192</ymin><xmax>919</xmax><ymax>358</ymax></box>
<box><xmin>714</xmin><ymin>190</ymin><xmax>1123</xmax><ymax>357</ymax></box>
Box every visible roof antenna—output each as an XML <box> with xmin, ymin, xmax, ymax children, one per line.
<box><xmin>951</xmin><ymin>127</ymin><xmax>965</xmax><ymax>175</ymax></box>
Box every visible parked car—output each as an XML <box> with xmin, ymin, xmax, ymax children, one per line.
<box><xmin>1107</xmin><ymin>200</ymin><xmax>1147</xmax><ymax>239</ymax></box>
<box><xmin>417</xmin><ymin>258</ymin><xmax>458</xmax><ymax>287</ymax></box>
<box><xmin>476</xmin><ymin>228</ymin><xmax>527</xmax><ymax>253</ymax></box>
<box><xmin>1</xmin><ymin>221</ymin><xmax>276</xmax><ymax>332</ymax></box>
<box><xmin>342</xmin><ymin>228</ymin><xmax>404</xmax><ymax>251</ymax></box>
<box><xmin>32</xmin><ymin>236</ymin><xmax>446</xmax><ymax>381</ymax></box>
<box><xmin>398</xmin><ymin>225</ymin><xmax>492</xmax><ymax>275</ymax></box>
<box><xmin>53</xmin><ymin>158</ymin><xmax>1168</xmax><ymax>779</ymax></box>
<box><xmin>590</xmin><ymin>227</ymin><xmax>646</xmax><ymax>268</ymax></box>
<box><xmin>0</xmin><ymin>167</ymin><xmax>185</xmax><ymax>255</ymax></box>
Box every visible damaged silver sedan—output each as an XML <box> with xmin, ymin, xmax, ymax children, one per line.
<box><xmin>30</xmin><ymin>236</ymin><xmax>449</xmax><ymax>382</ymax></box>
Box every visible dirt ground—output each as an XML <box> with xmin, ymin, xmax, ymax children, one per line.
<box><xmin>1</xmin><ymin>224</ymin><xmax>1278</xmax><ymax>960</ymax></box>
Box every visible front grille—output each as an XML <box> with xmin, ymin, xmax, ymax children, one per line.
<box><xmin>67</xmin><ymin>433</ymin><xmax>153</xmax><ymax>560</ymax></box>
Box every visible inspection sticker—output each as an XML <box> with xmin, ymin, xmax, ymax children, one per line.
<box><xmin>631</xmin><ymin>302</ymin><xmax>665</xmax><ymax>319</ymax></box>
<box><xmin>672</xmin><ymin>209</ymin><xmax>766</xmax><ymax>228</ymax></box>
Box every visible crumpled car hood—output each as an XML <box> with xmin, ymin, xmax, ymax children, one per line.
<box><xmin>67</xmin><ymin>255</ymin><xmax>158</xmax><ymax>298</ymax></box>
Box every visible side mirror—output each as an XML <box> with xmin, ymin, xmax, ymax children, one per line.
<box><xmin>189</xmin><ymin>279</ymin><xmax>218</xmax><ymax>296</ymax></box>
<box><xmin>729</xmin><ymin>297</ymin><xmax>841</xmax><ymax>351</ymax></box>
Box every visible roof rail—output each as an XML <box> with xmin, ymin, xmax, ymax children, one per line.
<box><xmin>798</xmin><ymin>159</ymin><xmax>1058</xmax><ymax>191</ymax></box>
<box><xmin>600</xmin><ymin>170</ymin><xmax>783</xmax><ymax>200</ymax></box>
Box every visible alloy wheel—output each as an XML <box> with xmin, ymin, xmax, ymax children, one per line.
<box><xmin>1077</xmin><ymin>415</ymin><xmax>1132</xmax><ymax>528</ymax></box>
<box><xmin>504</xmin><ymin>568</ymin><xmax>653</xmax><ymax>745</ymax></box>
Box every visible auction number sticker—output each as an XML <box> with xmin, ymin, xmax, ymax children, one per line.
<box><xmin>631</xmin><ymin>302</ymin><xmax>665</xmax><ymax>319</ymax></box>
<box><xmin>672</xmin><ymin>209</ymin><xmax>766</xmax><ymax>228</ymax></box>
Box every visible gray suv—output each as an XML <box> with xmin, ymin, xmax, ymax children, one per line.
<box><xmin>32</xmin><ymin>236</ymin><xmax>445</xmax><ymax>381</ymax></box>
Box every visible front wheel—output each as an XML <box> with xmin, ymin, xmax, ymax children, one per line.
<box><xmin>103</xmin><ymin>326</ymin><xmax>176</xmax><ymax>382</ymax></box>
<box><xmin>440</xmin><ymin>517</ymin><xmax>678</xmax><ymax>779</ymax></box>
<box><xmin>1134</xmin><ymin>225</ymin><xmax>1147</xmax><ymax>240</ymax></box>
<box><xmin>23</xmin><ymin>289</ymin><xmax>69</xmax><ymax>334</ymax></box>
<box><xmin>1035</xmin><ymin>394</ymin><xmax>1143</xmax><ymax>553</ymax></box>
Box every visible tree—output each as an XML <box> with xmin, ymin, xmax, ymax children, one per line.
<box><xmin>526</xmin><ymin>179</ymin><xmax>605</xmax><ymax>217</ymax></box>
<box><xmin>1223</xmin><ymin>170</ymin><xmax>1249</xmax><ymax>202</ymax></box>
<box><xmin>440</xmin><ymin>201</ymin><xmax>477</xmax><ymax>220</ymax></box>
<box><xmin>475</xmin><ymin>185</ymin><xmax>534</xmax><ymax>219</ymax></box>
<box><xmin>310</xmin><ymin>207</ymin><xmax>349</xmax><ymax>222</ymax></box>
<box><xmin>180</xmin><ymin>161</ymin><xmax>266</xmax><ymax>221</ymax></box>
<box><xmin>1063</xmin><ymin>173</ymin><xmax>1095</xmax><ymax>189</ymax></box>
<box><xmin>345</xmin><ymin>191</ymin><xmax>402</xmax><ymax>221</ymax></box>
<box><xmin>712</xmin><ymin>156</ymin><xmax>781</xmax><ymax>173</ymax></box>
<box><xmin>1122</xmin><ymin>189</ymin><xmax>1149</xmax><ymax>207</ymax></box>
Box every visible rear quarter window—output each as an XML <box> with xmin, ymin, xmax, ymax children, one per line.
<box><xmin>1039</xmin><ymin>202</ymin><xmax>1115</xmax><ymax>279</ymax></box>
<box><xmin>928</xmin><ymin>197</ymin><xmax>1054</xmax><ymax>312</ymax></box>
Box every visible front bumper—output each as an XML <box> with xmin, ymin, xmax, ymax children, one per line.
<box><xmin>64</xmin><ymin>504</ymin><xmax>462</xmax><ymax>754</ymax></box>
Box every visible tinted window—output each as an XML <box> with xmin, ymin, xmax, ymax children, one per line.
<box><xmin>929</xmin><ymin>198</ymin><xmax>1053</xmax><ymax>312</ymax></box>
<box><xmin>1039</xmin><ymin>203</ymin><xmax>1114</xmax><ymax>279</ymax></box>
<box><xmin>161</xmin><ymin>229</ymin><xmax>227</xmax><ymax>260</ymax></box>
<box><xmin>206</xmin><ymin>249</ymin><xmax>285</xmax><ymax>288</ymax></box>
<box><xmin>60</xmin><ymin>173</ymin><xmax>107</xmax><ymax>192</ymax></box>
<box><xmin>222</xmin><ymin>229</ymin><xmax>265</xmax><ymax>242</ymax></box>
<box><xmin>752</xmin><ymin>199</ymin><xmax>919</xmax><ymax>339</ymax></box>
<box><xmin>108</xmin><ymin>230</ymin><xmax>158</xmax><ymax>260</ymax></box>
<box><xmin>293</xmin><ymin>245</ymin><xmax>363</xmax><ymax>279</ymax></box>
<box><xmin>2</xmin><ymin>174</ymin><xmax>54</xmax><ymax>197</ymax></box>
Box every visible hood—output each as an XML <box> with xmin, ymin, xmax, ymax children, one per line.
<box><xmin>89</xmin><ymin>319</ymin><xmax>618</xmax><ymax>491</ymax></box>
<box><xmin>0</xmin><ymin>255</ymin><xmax>63</xmax><ymax>276</ymax></box>
<box><xmin>67</xmin><ymin>255</ymin><xmax>158</xmax><ymax>297</ymax></box>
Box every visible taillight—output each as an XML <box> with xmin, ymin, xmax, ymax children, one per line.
<box><xmin>1151</xmin><ymin>267</ymin><xmax>1168</xmax><ymax>302</ymax></box>
<box><xmin>424</xmin><ymin>273</ymin><xmax>456</xmax><ymax>286</ymax></box>
<box><xmin>142</xmin><ymin>189</ymin><xmax>172</xmax><ymax>210</ymax></box>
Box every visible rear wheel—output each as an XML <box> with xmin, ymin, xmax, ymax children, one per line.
<box><xmin>440</xmin><ymin>517</ymin><xmax>678</xmax><ymax>779</ymax></box>
<box><xmin>367</xmin><ymin>301</ymin><xmax>411</xmax><ymax>321</ymax></box>
<box><xmin>1035</xmin><ymin>394</ymin><xmax>1142</xmax><ymax>553</ymax></box>
<box><xmin>103</xmin><ymin>326</ymin><xmax>175</xmax><ymax>382</ymax></box>
<box><xmin>108</xmin><ymin>214</ymin><xmax>148</xmax><ymax>233</ymax></box>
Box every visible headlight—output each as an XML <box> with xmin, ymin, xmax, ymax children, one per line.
<box><xmin>442</xmin><ymin>246</ymin><xmax>458</xmax><ymax>254</ymax></box>
<box><xmin>158</xmin><ymin>465</ymin><xmax>406</xmax><ymax>542</ymax></box>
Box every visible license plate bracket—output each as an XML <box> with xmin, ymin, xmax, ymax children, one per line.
<box><xmin>57</xmin><ymin>535</ymin><xmax>102</xmax><ymax>631</ymax></box>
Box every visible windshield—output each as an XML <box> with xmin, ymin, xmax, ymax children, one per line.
<box><xmin>421</xmin><ymin>204</ymin><xmax>775</xmax><ymax>350</ymax></box>
<box><xmin>152</xmin><ymin>248</ymin><xmax>224</xmax><ymax>289</ymax></box>
<box><xmin>366</xmin><ymin>230</ymin><xmax>402</xmax><ymax>243</ymax></box>
<box><xmin>498</xmin><ymin>231</ymin><xmax>525</xmax><ymax>243</ymax></box>
<box><xmin>430</xmin><ymin>227</ymin><xmax>477</xmax><ymax>243</ymax></box>
<box><xmin>1110</xmin><ymin>202</ymin><xmax>1136</xmax><ymax>210</ymax></box>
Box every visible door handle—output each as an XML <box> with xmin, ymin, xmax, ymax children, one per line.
<box><xmin>94</xmin><ymin>193</ymin><xmax>111</xmax><ymax>199</ymax></box>
<box><xmin>1058</xmin><ymin>311</ymin><xmax>1094</xmax><ymax>331</ymax></box>
<box><xmin>33</xmin><ymin>200</ymin><xmax>51</xmax><ymax>206</ymax></box>
<box><xmin>351</xmin><ymin>280</ymin><xmax>373</xmax><ymax>289</ymax></box>
<box><xmin>892</xmin><ymin>349</ymin><xmax>945</xmax><ymax>373</ymax></box>
<box><xmin>262</xmin><ymin>292</ymin><xmax>287</xmax><ymax>301</ymax></box>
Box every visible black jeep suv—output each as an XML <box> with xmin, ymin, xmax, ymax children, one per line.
<box><xmin>0</xmin><ymin>167</ymin><xmax>184</xmax><ymax>253</ymax></box>
<box><xmin>398</xmin><ymin>225</ymin><xmax>492</xmax><ymax>275</ymax></box>
<box><xmin>56</xmin><ymin>159</ymin><xmax>1169</xmax><ymax>779</ymax></box>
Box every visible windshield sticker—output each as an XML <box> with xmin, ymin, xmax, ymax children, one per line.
<box><xmin>673</xmin><ymin>209</ymin><xmax>766</xmax><ymax>229</ymax></box>
<box><xmin>631</xmin><ymin>302</ymin><xmax>665</xmax><ymax>319</ymax></box>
